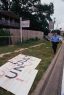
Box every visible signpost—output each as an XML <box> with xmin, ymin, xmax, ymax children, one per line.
<box><xmin>20</xmin><ymin>18</ymin><xmax>22</xmax><ymax>43</ymax></box>
<box><xmin>20</xmin><ymin>18</ymin><xmax>30</xmax><ymax>43</ymax></box>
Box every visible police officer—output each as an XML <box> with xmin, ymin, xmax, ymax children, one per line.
<box><xmin>50</xmin><ymin>32</ymin><xmax>61</xmax><ymax>54</ymax></box>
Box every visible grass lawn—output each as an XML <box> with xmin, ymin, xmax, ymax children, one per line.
<box><xmin>0</xmin><ymin>39</ymin><xmax>61</xmax><ymax>95</ymax></box>
<box><xmin>0</xmin><ymin>40</ymin><xmax>43</xmax><ymax>54</ymax></box>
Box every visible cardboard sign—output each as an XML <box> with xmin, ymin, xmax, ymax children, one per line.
<box><xmin>8</xmin><ymin>54</ymin><xmax>41</xmax><ymax>69</ymax></box>
<box><xmin>0</xmin><ymin>67</ymin><xmax>38</xmax><ymax>95</ymax></box>
<box><xmin>0</xmin><ymin>54</ymin><xmax>41</xmax><ymax>95</ymax></box>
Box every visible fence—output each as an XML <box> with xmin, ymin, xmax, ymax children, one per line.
<box><xmin>0</xmin><ymin>29</ymin><xmax>44</xmax><ymax>45</ymax></box>
<box><xmin>22</xmin><ymin>30</ymin><xmax>44</xmax><ymax>41</ymax></box>
<box><xmin>9</xmin><ymin>29</ymin><xmax>44</xmax><ymax>44</ymax></box>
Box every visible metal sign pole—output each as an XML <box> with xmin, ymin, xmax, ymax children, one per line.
<box><xmin>20</xmin><ymin>17</ymin><xmax>22</xmax><ymax>43</ymax></box>
<box><xmin>20</xmin><ymin>18</ymin><xmax>30</xmax><ymax>43</ymax></box>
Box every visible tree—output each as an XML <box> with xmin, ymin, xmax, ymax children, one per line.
<box><xmin>10</xmin><ymin>0</ymin><xmax>41</xmax><ymax>17</ymax></box>
<box><xmin>0</xmin><ymin>29</ymin><xmax>10</xmax><ymax>45</ymax></box>
<box><xmin>10</xmin><ymin>0</ymin><xmax>21</xmax><ymax>16</ymax></box>
<box><xmin>0</xmin><ymin>0</ymin><xmax>54</xmax><ymax>33</ymax></box>
<box><xmin>0</xmin><ymin>0</ymin><xmax>10</xmax><ymax>10</ymax></box>
<box><xmin>30</xmin><ymin>2</ymin><xmax>54</xmax><ymax>31</ymax></box>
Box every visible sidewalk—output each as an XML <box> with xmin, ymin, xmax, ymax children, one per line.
<box><xmin>31</xmin><ymin>44</ymin><xmax>64</xmax><ymax>95</ymax></box>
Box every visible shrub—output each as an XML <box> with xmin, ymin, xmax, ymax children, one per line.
<box><xmin>0</xmin><ymin>29</ymin><xmax>11</xmax><ymax>46</ymax></box>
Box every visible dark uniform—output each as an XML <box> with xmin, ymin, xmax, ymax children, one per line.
<box><xmin>50</xmin><ymin>33</ymin><xmax>60</xmax><ymax>54</ymax></box>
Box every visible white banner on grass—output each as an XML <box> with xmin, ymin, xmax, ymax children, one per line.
<box><xmin>0</xmin><ymin>54</ymin><xmax>41</xmax><ymax>95</ymax></box>
<box><xmin>8</xmin><ymin>54</ymin><xmax>41</xmax><ymax>70</ymax></box>
<box><xmin>0</xmin><ymin>68</ymin><xmax>38</xmax><ymax>95</ymax></box>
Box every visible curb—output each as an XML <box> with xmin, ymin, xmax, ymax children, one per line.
<box><xmin>31</xmin><ymin>44</ymin><xmax>63</xmax><ymax>95</ymax></box>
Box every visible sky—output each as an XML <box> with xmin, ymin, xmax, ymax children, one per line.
<box><xmin>41</xmin><ymin>0</ymin><xmax>64</xmax><ymax>30</ymax></box>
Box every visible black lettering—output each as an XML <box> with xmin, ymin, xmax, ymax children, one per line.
<box><xmin>8</xmin><ymin>61</ymin><xmax>17</xmax><ymax>64</ymax></box>
<box><xmin>14</xmin><ymin>66</ymin><xmax>24</xmax><ymax>72</ymax></box>
<box><xmin>17</xmin><ymin>57</ymin><xmax>30</xmax><ymax>65</ymax></box>
<box><xmin>5</xmin><ymin>71</ymin><xmax>17</xmax><ymax>79</ymax></box>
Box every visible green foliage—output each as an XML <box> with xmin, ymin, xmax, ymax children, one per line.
<box><xmin>0</xmin><ymin>0</ymin><xmax>8</xmax><ymax>10</ymax></box>
<box><xmin>10</xmin><ymin>0</ymin><xmax>21</xmax><ymax>16</ymax></box>
<box><xmin>0</xmin><ymin>0</ymin><xmax>54</xmax><ymax>32</ymax></box>
<box><xmin>0</xmin><ymin>29</ymin><xmax>10</xmax><ymax>46</ymax></box>
<box><xmin>10</xmin><ymin>0</ymin><xmax>54</xmax><ymax>30</ymax></box>
<box><xmin>0</xmin><ymin>29</ymin><xmax>9</xmax><ymax>36</ymax></box>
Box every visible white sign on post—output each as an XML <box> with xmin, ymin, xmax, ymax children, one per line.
<box><xmin>21</xmin><ymin>20</ymin><xmax>30</xmax><ymax>28</ymax></box>
<box><xmin>20</xmin><ymin>18</ymin><xmax>30</xmax><ymax>43</ymax></box>
<box><xmin>0</xmin><ymin>54</ymin><xmax>41</xmax><ymax>95</ymax></box>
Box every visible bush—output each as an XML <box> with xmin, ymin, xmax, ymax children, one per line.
<box><xmin>0</xmin><ymin>29</ymin><xmax>11</xmax><ymax>46</ymax></box>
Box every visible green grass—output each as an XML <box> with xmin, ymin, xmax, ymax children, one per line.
<box><xmin>0</xmin><ymin>39</ymin><xmax>43</xmax><ymax>54</ymax></box>
<box><xmin>0</xmin><ymin>40</ymin><xmax>61</xmax><ymax>95</ymax></box>
<box><xmin>22</xmin><ymin>41</ymin><xmax>53</xmax><ymax>94</ymax></box>
<box><xmin>0</xmin><ymin>45</ymin><xmax>19</xmax><ymax>54</ymax></box>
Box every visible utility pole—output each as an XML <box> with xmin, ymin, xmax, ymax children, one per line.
<box><xmin>53</xmin><ymin>17</ymin><xmax>56</xmax><ymax>30</ymax></box>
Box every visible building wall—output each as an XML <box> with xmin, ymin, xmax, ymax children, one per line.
<box><xmin>9</xmin><ymin>29</ymin><xmax>44</xmax><ymax>44</ymax></box>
